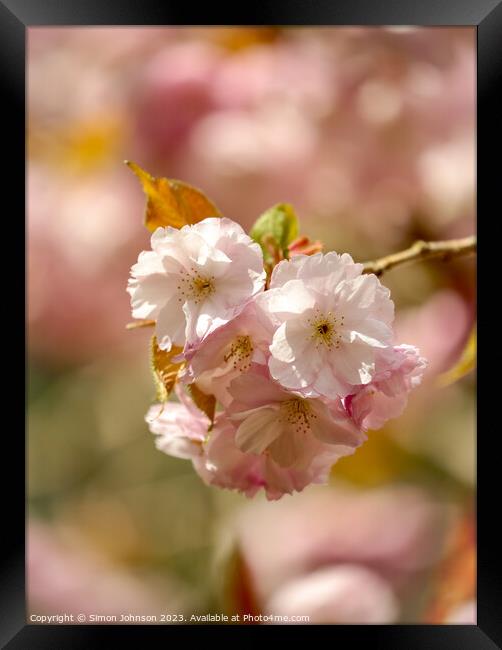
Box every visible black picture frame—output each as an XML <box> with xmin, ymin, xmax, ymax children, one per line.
<box><xmin>3</xmin><ymin>0</ymin><xmax>498</xmax><ymax>646</ymax></box>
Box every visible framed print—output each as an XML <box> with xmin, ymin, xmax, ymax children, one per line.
<box><xmin>2</xmin><ymin>0</ymin><xmax>499</xmax><ymax>646</ymax></box>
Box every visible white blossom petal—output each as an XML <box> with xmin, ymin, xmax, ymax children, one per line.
<box><xmin>128</xmin><ymin>216</ymin><xmax>265</xmax><ymax>350</ymax></box>
<box><xmin>156</xmin><ymin>297</ymin><xmax>187</xmax><ymax>350</ymax></box>
<box><xmin>128</xmin><ymin>273</ymin><xmax>175</xmax><ymax>319</ymax></box>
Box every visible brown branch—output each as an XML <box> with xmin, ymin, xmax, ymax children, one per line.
<box><xmin>362</xmin><ymin>236</ymin><xmax>476</xmax><ymax>277</ymax></box>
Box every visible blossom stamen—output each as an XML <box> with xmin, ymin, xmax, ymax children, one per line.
<box><xmin>177</xmin><ymin>269</ymin><xmax>216</xmax><ymax>304</ymax></box>
<box><xmin>224</xmin><ymin>335</ymin><xmax>253</xmax><ymax>371</ymax></box>
<box><xmin>277</xmin><ymin>398</ymin><xmax>317</xmax><ymax>435</ymax></box>
<box><xmin>306</xmin><ymin>310</ymin><xmax>343</xmax><ymax>350</ymax></box>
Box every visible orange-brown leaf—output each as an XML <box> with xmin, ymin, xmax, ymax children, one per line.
<box><xmin>150</xmin><ymin>335</ymin><xmax>185</xmax><ymax>402</ymax></box>
<box><xmin>188</xmin><ymin>383</ymin><xmax>216</xmax><ymax>424</ymax></box>
<box><xmin>126</xmin><ymin>161</ymin><xmax>222</xmax><ymax>232</ymax></box>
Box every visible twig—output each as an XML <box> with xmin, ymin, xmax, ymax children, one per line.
<box><xmin>126</xmin><ymin>319</ymin><xmax>156</xmax><ymax>330</ymax></box>
<box><xmin>362</xmin><ymin>236</ymin><xmax>476</xmax><ymax>277</ymax></box>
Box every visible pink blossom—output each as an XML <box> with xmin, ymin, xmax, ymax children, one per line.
<box><xmin>195</xmin><ymin>416</ymin><xmax>356</xmax><ymax>502</ymax></box>
<box><xmin>145</xmin><ymin>378</ymin><xmax>361</xmax><ymax>501</ymax></box>
<box><xmin>145</xmin><ymin>386</ymin><xmax>210</xmax><ymax>459</ymax></box>
<box><xmin>193</xmin><ymin>418</ymin><xmax>270</xmax><ymax>499</ymax></box>
<box><xmin>344</xmin><ymin>345</ymin><xmax>427</xmax><ymax>431</ymax></box>
<box><xmin>227</xmin><ymin>365</ymin><xmax>364</xmax><ymax>469</ymax></box>
<box><xmin>258</xmin><ymin>252</ymin><xmax>394</xmax><ymax>398</ymax></box>
<box><xmin>127</xmin><ymin>217</ymin><xmax>266</xmax><ymax>351</ymax></box>
<box><xmin>179</xmin><ymin>300</ymin><xmax>273</xmax><ymax>406</ymax></box>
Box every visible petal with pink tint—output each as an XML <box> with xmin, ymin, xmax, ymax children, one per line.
<box><xmin>344</xmin><ymin>345</ymin><xmax>427</xmax><ymax>431</ymax></box>
<box><xmin>234</xmin><ymin>407</ymin><xmax>281</xmax><ymax>455</ymax></box>
<box><xmin>145</xmin><ymin>398</ymin><xmax>209</xmax><ymax>460</ymax></box>
<box><xmin>308</xmin><ymin>401</ymin><xmax>364</xmax><ymax>447</ymax></box>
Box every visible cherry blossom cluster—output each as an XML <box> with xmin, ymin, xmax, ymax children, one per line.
<box><xmin>128</xmin><ymin>217</ymin><xmax>426</xmax><ymax>500</ymax></box>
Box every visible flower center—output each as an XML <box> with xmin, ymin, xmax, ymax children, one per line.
<box><xmin>307</xmin><ymin>310</ymin><xmax>344</xmax><ymax>350</ymax></box>
<box><xmin>177</xmin><ymin>268</ymin><xmax>216</xmax><ymax>304</ymax></box>
<box><xmin>278</xmin><ymin>398</ymin><xmax>317</xmax><ymax>434</ymax></box>
<box><xmin>224</xmin><ymin>335</ymin><xmax>253</xmax><ymax>371</ymax></box>
<box><xmin>192</xmin><ymin>275</ymin><xmax>215</xmax><ymax>297</ymax></box>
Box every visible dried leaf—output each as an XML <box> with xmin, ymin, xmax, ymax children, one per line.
<box><xmin>126</xmin><ymin>161</ymin><xmax>222</xmax><ymax>232</ymax></box>
<box><xmin>150</xmin><ymin>335</ymin><xmax>185</xmax><ymax>402</ymax></box>
<box><xmin>437</xmin><ymin>327</ymin><xmax>476</xmax><ymax>388</ymax></box>
<box><xmin>188</xmin><ymin>383</ymin><xmax>216</xmax><ymax>424</ymax></box>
